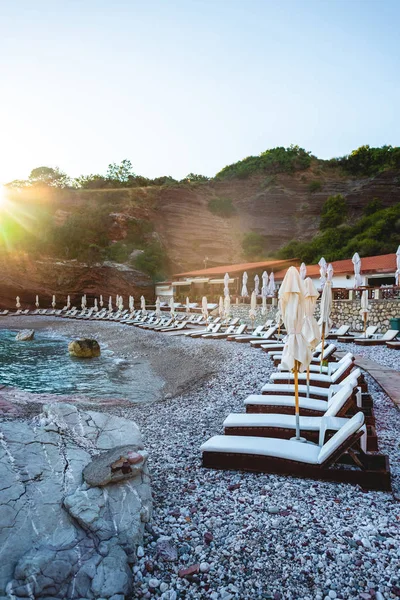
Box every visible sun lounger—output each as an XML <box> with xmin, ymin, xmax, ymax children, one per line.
<box><xmin>158</xmin><ymin>322</ymin><xmax>188</xmax><ymax>332</ymax></box>
<box><xmin>338</xmin><ymin>325</ymin><xmax>378</xmax><ymax>343</ymax></box>
<box><xmin>270</xmin><ymin>358</ymin><xmax>355</xmax><ymax>388</ymax></box>
<box><xmin>209</xmin><ymin>324</ymin><xmax>248</xmax><ymax>339</ymax></box>
<box><xmin>271</xmin><ymin>343</ymin><xmax>337</xmax><ymax>367</ymax></box>
<box><xmin>0</xmin><ymin>310</ymin><xmax>9</xmax><ymax>316</ymax></box>
<box><xmin>229</xmin><ymin>325</ymin><xmax>277</xmax><ymax>344</ymax></box>
<box><xmin>386</xmin><ymin>341</ymin><xmax>400</xmax><ymax>349</ymax></box>
<box><xmin>355</xmin><ymin>329</ymin><xmax>399</xmax><ymax>346</ymax></box>
<box><xmin>325</xmin><ymin>325</ymin><xmax>351</xmax><ymax>340</ymax></box>
<box><xmin>277</xmin><ymin>352</ymin><xmax>353</xmax><ymax>375</ymax></box>
<box><xmin>248</xmin><ymin>327</ymin><xmax>281</xmax><ymax>347</ymax></box>
<box><xmin>258</xmin><ymin>369</ymin><xmax>362</xmax><ymax>402</ymax></box>
<box><xmin>186</xmin><ymin>323</ymin><xmax>222</xmax><ymax>338</ymax></box>
<box><xmin>201</xmin><ymin>413</ymin><xmax>390</xmax><ymax>490</ymax></box>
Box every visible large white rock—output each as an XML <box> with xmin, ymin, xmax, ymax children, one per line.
<box><xmin>0</xmin><ymin>403</ymin><xmax>151</xmax><ymax>599</ymax></box>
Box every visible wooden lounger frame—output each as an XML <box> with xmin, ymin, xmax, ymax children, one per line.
<box><xmin>202</xmin><ymin>431</ymin><xmax>391</xmax><ymax>491</ymax></box>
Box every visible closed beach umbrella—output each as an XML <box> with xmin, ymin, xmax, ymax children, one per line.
<box><xmin>119</xmin><ymin>296</ymin><xmax>124</xmax><ymax>311</ymax></box>
<box><xmin>155</xmin><ymin>297</ymin><xmax>162</xmax><ymax>317</ymax></box>
<box><xmin>249</xmin><ymin>290</ymin><xmax>257</xmax><ymax>330</ymax></box>
<box><xmin>16</xmin><ymin>296</ymin><xmax>21</xmax><ymax>309</ymax></box>
<box><xmin>223</xmin><ymin>273</ymin><xmax>230</xmax><ymax>297</ymax></box>
<box><xmin>186</xmin><ymin>297</ymin><xmax>190</xmax><ymax>313</ymax></box>
<box><xmin>318</xmin><ymin>265</ymin><xmax>333</xmax><ymax>371</ymax></box>
<box><xmin>99</xmin><ymin>295</ymin><xmax>104</xmax><ymax>308</ymax></box>
<box><xmin>268</xmin><ymin>272</ymin><xmax>275</xmax><ymax>297</ymax></box>
<box><xmin>275</xmin><ymin>303</ymin><xmax>283</xmax><ymax>339</ymax></box>
<box><xmin>279</xmin><ymin>266</ymin><xmax>311</xmax><ymax>440</ymax></box>
<box><xmin>254</xmin><ymin>274</ymin><xmax>260</xmax><ymax>296</ymax></box>
<box><xmin>140</xmin><ymin>295</ymin><xmax>146</xmax><ymax>314</ymax></box>
<box><xmin>302</xmin><ymin>278</ymin><xmax>321</xmax><ymax>350</ymax></box>
<box><xmin>360</xmin><ymin>290</ymin><xmax>369</xmax><ymax>335</ymax></box>
<box><xmin>129</xmin><ymin>296</ymin><xmax>134</xmax><ymax>313</ymax></box>
<box><xmin>35</xmin><ymin>295</ymin><xmax>40</xmax><ymax>308</ymax></box>
<box><xmin>66</xmin><ymin>295</ymin><xmax>70</xmax><ymax>309</ymax></box>
<box><xmin>52</xmin><ymin>295</ymin><xmax>56</xmax><ymax>309</ymax></box>
<box><xmin>116</xmin><ymin>295</ymin><xmax>119</xmax><ymax>307</ymax></box>
<box><xmin>302</xmin><ymin>277</ymin><xmax>321</xmax><ymax>397</ymax></box>
<box><xmin>81</xmin><ymin>295</ymin><xmax>86</xmax><ymax>310</ymax></box>
<box><xmin>261</xmin><ymin>293</ymin><xmax>267</xmax><ymax>316</ymax></box>
<box><xmin>318</xmin><ymin>257</ymin><xmax>327</xmax><ymax>289</ymax></box>
<box><xmin>169</xmin><ymin>296</ymin><xmax>175</xmax><ymax>317</ymax></box>
<box><xmin>352</xmin><ymin>253</ymin><xmax>362</xmax><ymax>288</ymax></box>
<box><xmin>300</xmin><ymin>263</ymin><xmax>307</xmax><ymax>280</ymax></box>
<box><xmin>224</xmin><ymin>294</ymin><xmax>231</xmax><ymax>320</ymax></box>
<box><xmin>108</xmin><ymin>296</ymin><xmax>113</xmax><ymax>312</ymax></box>
<box><xmin>202</xmin><ymin>296</ymin><xmax>209</xmax><ymax>322</ymax></box>
<box><xmin>396</xmin><ymin>246</ymin><xmax>400</xmax><ymax>286</ymax></box>
<box><xmin>94</xmin><ymin>298</ymin><xmax>98</xmax><ymax>312</ymax></box>
<box><xmin>219</xmin><ymin>296</ymin><xmax>224</xmax><ymax>318</ymax></box>
<box><xmin>241</xmin><ymin>272</ymin><xmax>249</xmax><ymax>298</ymax></box>
<box><xmin>262</xmin><ymin>271</ymin><xmax>269</xmax><ymax>296</ymax></box>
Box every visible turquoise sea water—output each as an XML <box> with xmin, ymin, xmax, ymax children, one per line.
<box><xmin>0</xmin><ymin>328</ymin><xmax>161</xmax><ymax>402</ymax></box>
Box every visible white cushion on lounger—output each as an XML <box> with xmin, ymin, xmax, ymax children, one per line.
<box><xmin>201</xmin><ymin>435</ymin><xmax>321</xmax><ymax>464</ymax></box>
<box><xmin>317</xmin><ymin>412</ymin><xmax>364</xmax><ymax>464</ymax></box>
<box><xmin>260</xmin><ymin>384</ymin><xmax>331</xmax><ymax>398</ymax></box>
<box><xmin>244</xmin><ymin>394</ymin><xmax>329</xmax><ymax>412</ymax></box>
<box><xmin>270</xmin><ymin>358</ymin><xmax>352</xmax><ymax>384</ymax></box>
<box><xmin>224</xmin><ymin>412</ymin><xmax>349</xmax><ymax>433</ymax></box>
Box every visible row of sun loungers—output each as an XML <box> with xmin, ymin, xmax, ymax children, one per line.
<box><xmin>201</xmin><ymin>343</ymin><xmax>391</xmax><ymax>490</ymax></box>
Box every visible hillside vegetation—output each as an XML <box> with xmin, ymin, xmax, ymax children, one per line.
<box><xmin>2</xmin><ymin>144</ymin><xmax>400</xmax><ymax>277</ymax></box>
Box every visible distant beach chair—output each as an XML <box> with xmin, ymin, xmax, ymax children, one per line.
<box><xmin>354</xmin><ymin>329</ymin><xmax>399</xmax><ymax>346</ymax></box>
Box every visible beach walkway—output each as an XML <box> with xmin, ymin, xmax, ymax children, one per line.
<box><xmin>354</xmin><ymin>355</ymin><xmax>400</xmax><ymax>409</ymax></box>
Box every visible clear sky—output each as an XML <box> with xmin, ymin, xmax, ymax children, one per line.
<box><xmin>0</xmin><ymin>0</ymin><xmax>399</xmax><ymax>184</ymax></box>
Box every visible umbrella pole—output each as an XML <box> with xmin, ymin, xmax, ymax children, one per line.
<box><xmin>306</xmin><ymin>366</ymin><xmax>310</xmax><ymax>398</ymax></box>
<box><xmin>320</xmin><ymin>323</ymin><xmax>326</xmax><ymax>374</ymax></box>
<box><xmin>277</xmin><ymin>324</ymin><xmax>281</xmax><ymax>341</ymax></box>
<box><xmin>363</xmin><ymin>313</ymin><xmax>367</xmax><ymax>337</ymax></box>
<box><xmin>294</xmin><ymin>360</ymin><xmax>302</xmax><ymax>440</ymax></box>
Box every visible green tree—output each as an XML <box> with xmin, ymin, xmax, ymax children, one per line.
<box><xmin>106</xmin><ymin>159</ymin><xmax>136</xmax><ymax>183</ymax></box>
<box><xmin>242</xmin><ymin>232</ymin><xmax>266</xmax><ymax>259</ymax></box>
<box><xmin>363</xmin><ymin>197</ymin><xmax>383</xmax><ymax>216</ymax></box>
<box><xmin>29</xmin><ymin>166</ymin><xmax>70</xmax><ymax>187</ymax></box>
<box><xmin>181</xmin><ymin>173</ymin><xmax>209</xmax><ymax>183</ymax></box>
<box><xmin>319</xmin><ymin>194</ymin><xmax>348</xmax><ymax>230</ymax></box>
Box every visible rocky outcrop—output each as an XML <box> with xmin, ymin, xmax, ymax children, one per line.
<box><xmin>0</xmin><ymin>402</ymin><xmax>152</xmax><ymax>599</ymax></box>
<box><xmin>68</xmin><ymin>338</ymin><xmax>101</xmax><ymax>358</ymax></box>
<box><xmin>15</xmin><ymin>329</ymin><xmax>35</xmax><ymax>341</ymax></box>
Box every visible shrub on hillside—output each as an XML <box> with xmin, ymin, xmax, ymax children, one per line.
<box><xmin>208</xmin><ymin>197</ymin><xmax>235</xmax><ymax>217</ymax></box>
<box><xmin>308</xmin><ymin>180</ymin><xmax>322</xmax><ymax>193</ymax></box>
<box><xmin>319</xmin><ymin>194</ymin><xmax>348</xmax><ymax>230</ymax></box>
<box><xmin>242</xmin><ymin>232</ymin><xmax>266</xmax><ymax>259</ymax></box>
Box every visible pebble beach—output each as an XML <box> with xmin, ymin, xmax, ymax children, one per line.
<box><xmin>1</xmin><ymin>317</ymin><xmax>400</xmax><ymax>600</ymax></box>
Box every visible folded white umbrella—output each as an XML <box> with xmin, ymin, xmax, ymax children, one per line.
<box><xmin>129</xmin><ymin>296</ymin><xmax>134</xmax><ymax>313</ymax></box>
<box><xmin>81</xmin><ymin>295</ymin><xmax>86</xmax><ymax>310</ymax></box>
<box><xmin>108</xmin><ymin>296</ymin><xmax>113</xmax><ymax>312</ymax></box>
<box><xmin>16</xmin><ymin>296</ymin><xmax>21</xmax><ymax>309</ymax></box>
<box><xmin>169</xmin><ymin>296</ymin><xmax>175</xmax><ymax>316</ymax></box>
<box><xmin>224</xmin><ymin>294</ymin><xmax>231</xmax><ymax>320</ymax></box>
<box><xmin>186</xmin><ymin>297</ymin><xmax>190</xmax><ymax>313</ymax></box>
<box><xmin>155</xmin><ymin>297</ymin><xmax>162</xmax><ymax>317</ymax></box>
<box><xmin>318</xmin><ymin>257</ymin><xmax>327</xmax><ymax>289</ymax></box>
<box><xmin>352</xmin><ymin>252</ymin><xmax>362</xmax><ymax>288</ymax></box>
<box><xmin>300</xmin><ymin>263</ymin><xmax>307</xmax><ymax>280</ymax></box>
<box><xmin>223</xmin><ymin>273</ymin><xmax>230</xmax><ymax>297</ymax></box>
<box><xmin>318</xmin><ymin>264</ymin><xmax>333</xmax><ymax>371</ymax></box>
<box><xmin>94</xmin><ymin>298</ymin><xmax>98</xmax><ymax>312</ymax></box>
<box><xmin>99</xmin><ymin>295</ymin><xmax>104</xmax><ymax>308</ymax></box>
<box><xmin>249</xmin><ymin>291</ymin><xmax>257</xmax><ymax>329</ymax></box>
<box><xmin>52</xmin><ymin>295</ymin><xmax>56</xmax><ymax>309</ymax></box>
<box><xmin>262</xmin><ymin>271</ymin><xmax>269</xmax><ymax>297</ymax></box>
<box><xmin>119</xmin><ymin>297</ymin><xmax>124</xmax><ymax>311</ymax></box>
<box><xmin>141</xmin><ymin>295</ymin><xmax>146</xmax><ymax>314</ymax></box>
<box><xmin>360</xmin><ymin>290</ymin><xmax>369</xmax><ymax>334</ymax></box>
<box><xmin>278</xmin><ymin>266</ymin><xmax>311</xmax><ymax>440</ymax></box>
<box><xmin>66</xmin><ymin>295</ymin><xmax>70</xmax><ymax>309</ymax></box>
<box><xmin>202</xmin><ymin>296</ymin><xmax>209</xmax><ymax>321</ymax></box>
<box><xmin>396</xmin><ymin>246</ymin><xmax>400</xmax><ymax>286</ymax></box>
<box><xmin>35</xmin><ymin>295</ymin><xmax>40</xmax><ymax>308</ymax></box>
<box><xmin>302</xmin><ymin>278</ymin><xmax>321</xmax><ymax>350</ymax></box>
<box><xmin>254</xmin><ymin>274</ymin><xmax>260</xmax><ymax>296</ymax></box>
<box><xmin>261</xmin><ymin>294</ymin><xmax>267</xmax><ymax>316</ymax></box>
<box><xmin>219</xmin><ymin>296</ymin><xmax>224</xmax><ymax>318</ymax></box>
<box><xmin>241</xmin><ymin>272</ymin><xmax>249</xmax><ymax>297</ymax></box>
<box><xmin>268</xmin><ymin>272</ymin><xmax>275</xmax><ymax>297</ymax></box>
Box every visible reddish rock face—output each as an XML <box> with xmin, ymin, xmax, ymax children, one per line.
<box><xmin>0</xmin><ymin>254</ymin><xmax>154</xmax><ymax>309</ymax></box>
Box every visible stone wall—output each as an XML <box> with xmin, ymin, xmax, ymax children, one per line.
<box><xmin>230</xmin><ymin>299</ymin><xmax>400</xmax><ymax>332</ymax></box>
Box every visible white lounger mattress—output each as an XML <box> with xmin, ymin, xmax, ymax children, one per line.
<box><xmin>223</xmin><ymin>413</ymin><xmax>348</xmax><ymax>431</ymax></box>
<box><xmin>260</xmin><ymin>384</ymin><xmax>331</xmax><ymax>398</ymax></box>
<box><xmin>201</xmin><ymin>435</ymin><xmax>320</xmax><ymax>463</ymax></box>
<box><xmin>244</xmin><ymin>394</ymin><xmax>329</xmax><ymax>411</ymax></box>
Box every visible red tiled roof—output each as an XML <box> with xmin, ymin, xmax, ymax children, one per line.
<box><xmin>273</xmin><ymin>253</ymin><xmax>397</xmax><ymax>281</ymax></box>
<box><xmin>174</xmin><ymin>258</ymin><xmax>298</xmax><ymax>278</ymax></box>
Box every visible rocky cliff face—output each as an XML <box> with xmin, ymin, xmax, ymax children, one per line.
<box><xmin>0</xmin><ymin>254</ymin><xmax>154</xmax><ymax>310</ymax></box>
<box><xmin>0</xmin><ymin>168</ymin><xmax>399</xmax><ymax>307</ymax></box>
